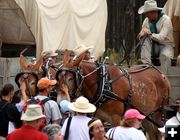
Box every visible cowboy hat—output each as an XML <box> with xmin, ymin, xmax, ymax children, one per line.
<box><xmin>138</xmin><ymin>0</ymin><xmax>163</xmax><ymax>14</ymax></box>
<box><xmin>68</xmin><ymin>96</ymin><xmax>96</xmax><ymax>113</ymax></box>
<box><xmin>41</xmin><ymin>50</ymin><xmax>58</xmax><ymax>58</ymax></box>
<box><xmin>73</xmin><ymin>44</ymin><xmax>93</xmax><ymax>57</ymax></box>
<box><xmin>21</xmin><ymin>104</ymin><xmax>45</xmax><ymax>121</ymax></box>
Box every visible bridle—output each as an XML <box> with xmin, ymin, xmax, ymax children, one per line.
<box><xmin>15</xmin><ymin>71</ymin><xmax>39</xmax><ymax>98</ymax></box>
<box><xmin>56</xmin><ymin>64</ymin><xmax>102</xmax><ymax>100</ymax></box>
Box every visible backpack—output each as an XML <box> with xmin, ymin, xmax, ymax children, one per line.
<box><xmin>22</xmin><ymin>97</ymin><xmax>50</xmax><ymax>130</ymax></box>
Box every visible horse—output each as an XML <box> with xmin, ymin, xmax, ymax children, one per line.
<box><xmin>15</xmin><ymin>52</ymin><xmax>62</xmax><ymax>102</ymax></box>
<box><xmin>56</xmin><ymin>50</ymin><xmax>171</xmax><ymax>140</ymax></box>
<box><xmin>14</xmin><ymin>54</ymin><xmax>43</xmax><ymax>101</ymax></box>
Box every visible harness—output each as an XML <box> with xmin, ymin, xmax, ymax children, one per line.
<box><xmin>57</xmin><ymin>63</ymin><xmax>166</xmax><ymax>127</ymax></box>
<box><xmin>15</xmin><ymin>71</ymin><xmax>39</xmax><ymax>98</ymax></box>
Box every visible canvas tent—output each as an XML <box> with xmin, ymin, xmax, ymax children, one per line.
<box><xmin>0</xmin><ymin>0</ymin><xmax>35</xmax><ymax>46</ymax></box>
<box><xmin>14</xmin><ymin>0</ymin><xmax>107</xmax><ymax>59</ymax></box>
<box><xmin>164</xmin><ymin>0</ymin><xmax>180</xmax><ymax>57</ymax></box>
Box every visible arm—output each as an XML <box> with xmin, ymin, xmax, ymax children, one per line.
<box><xmin>151</xmin><ymin>16</ymin><xmax>173</xmax><ymax>43</ymax></box>
<box><xmin>20</xmin><ymin>82</ymin><xmax>28</xmax><ymax>105</ymax></box>
<box><xmin>60</xmin><ymin>84</ymin><xmax>71</xmax><ymax>102</ymax></box>
<box><xmin>137</xmin><ymin>18</ymin><xmax>151</xmax><ymax>39</ymax></box>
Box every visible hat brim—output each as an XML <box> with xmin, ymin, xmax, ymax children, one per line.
<box><xmin>76</xmin><ymin>47</ymin><xmax>93</xmax><ymax>56</ymax></box>
<box><xmin>136</xmin><ymin>114</ymin><xmax>146</xmax><ymax>120</ymax></box>
<box><xmin>49</xmin><ymin>79</ymin><xmax>57</xmax><ymax>86</ymax></box>
<box><xmin>21</xmin><ymin>113</ymin><xmax>45</xmax><ymax>121</ymax></box>
<box><xmin>68</xmin><ymin>102</ymin><xmax>96</xmax><ymax>113</ymax></box>
<box><xmin>138</xmin><ymin>5</ymin><xmax>163</xmax><ymax>14</ymax></box>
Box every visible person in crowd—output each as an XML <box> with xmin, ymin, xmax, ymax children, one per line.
<box><xmin>6</xmin><ymin>104</ymin><xmax>48</xmax><ymax>140</ymax></box>
<box><xmin>106</xmin><ymin>108</ymin><xmax>147</xmax><ymax>140</ymax></box>
<box><xmin>73</xmin><ymin>44</ymin><xmax>94</xmax><ymax>62</ymax></box>
<box><xmin>61</xmin><ymin>96</ymin><xmax>96</xmax><ymax>140</ymax></box>
<box><xmin>40</xmin><ymin>50</ymin><xmax>59</xmax><ymax>79</ymax></box>
<box><xmin>42</xmin><ymin>50</ymin><xmax>58</xmax><ymax>66</ymax></box>
<box><xmin>35</xmin><ymin>77</ymin><xmax>62</xmax><ymax>124</ymax></box>
<box><xmin>42</xmin><ymin>124</ymin><xmax>62</xmax><ymax>140</ymax></box>
<box><xmin>137</xmin><ymin>0</ymin><xmax>174</xmax><ymax>74</ymax></box>
<box><xmin>158</xmin><ymin>97</ymin><xmax>180</xmax><ymax>140</ymax></box>
<box><xmin>88</xmin><ymin>118</ymin><xmax>109</xmax><ymax>140</ymax></box>
<box><xmin>0</xmin><ymin>83</ymin><xmax>22</xmax><ymax>139</ymax></box>
<box><xmin>59</xmin><ymin>100</ymin><xmax>72</xmax><ymax>126</ymax></box>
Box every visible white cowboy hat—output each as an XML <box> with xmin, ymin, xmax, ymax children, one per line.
<box><xmin>21</xmin><ymin>104</ymin><xmax>45</xmax><ymax>121</ymax></box>
<box><xmin>73</xmin><ymin>44</ymin><xmax>93</xmax><ymax>57</ymax></box>
<box><xmin>41</xmin><ymin>50</ymin><xmax>58</xmax><ymax>58</ymax></box>
<box><xmin>68</xmin><ymin>96</ymin><xmax>96</xmax><ymax>113</ymax></box>
<box><xmin>138</xmin><ymin>0</ymin><xmax>163</xmax><ymax>14</ymax></box>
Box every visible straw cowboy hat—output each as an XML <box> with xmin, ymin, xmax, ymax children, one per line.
<box><xmin>21</xmin><ymin>104</ymin><xmax>45</xmax><ymax>121</ymax></box>
<box><xmin>138</xmin><ymin>0</ymin><xmax>163</xmax><ymax>14</ymax></box>
<box><xmin>68</xmin><ymin>96</ymin><xmax>96</xmax><ymax>113</ymax></box>
<box><xmin>41</xmin><ymin>50</ymin><xmax>58</xmax><ymax>58</ymax></box>
<box><xmin>73</xmin><ymin>44</ymin><xmax>93</xmax><ymax>57</ymax></box>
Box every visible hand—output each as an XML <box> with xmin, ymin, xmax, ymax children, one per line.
<box><xmin>137</xmin><ymin>28</ymin><xmax>152</xmax><ymax>40</ymax></box>
<box><xmin>20</xmin><ymin>82</ymin><xmax>26</xmax><ymax>95</ymax></box>
<box><xmin>61</xmin><ymin>84</ymin><xmax>69</xmax><ymax>95</ymax></box>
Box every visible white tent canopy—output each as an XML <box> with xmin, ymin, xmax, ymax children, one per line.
<box><xmin>0</xmin><ymin>0</ymin><xmax>35</xmax><ymax>45</ymax></box>
<box><xmin>163</xmin><ymin>0</ymin><xmax>180</xmax><ymax>18</ymax></box>
<box><xmin>15</xmin><ymin>0</ymin><xmax>107</xmax><ymax>58</ymax></box>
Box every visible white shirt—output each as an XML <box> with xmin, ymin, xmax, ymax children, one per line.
<box><xmin>141</xmin><ymin>14</ymin><xmax>174</xmax><ymax>46</ymax></box>
<box><xmin>61</xmin><ymin>115</ymin><xmax>91</xmax><ymax>140</ymax></box>
<box><xmin>158</xmin><ymin>112</ymin><xmax>180</xmax><ymax>133</ymax></box>
<box><xmin>106</xmin><ymin>126</ymin><xmax>147</xmax><ymax>140</ymax></box>
<box><xmin>166</xmin><ymin>112</ymin><xmax>180</xmax><ymax>125</ymax></box>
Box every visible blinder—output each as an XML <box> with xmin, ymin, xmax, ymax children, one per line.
<box><xmin>56</xmin><ymin>67</ymin><xmax>83</xmax><ymax>88</ymax></box>
<box><xmin>15</xmin><ymin>71</ymin><xmax>39</xmax><ymax>88</ymax></box>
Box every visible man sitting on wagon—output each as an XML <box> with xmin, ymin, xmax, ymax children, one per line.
<box><xmin>137</xmin><ymin>0</ymin><xmax>174</xmax><ymax>74</ymax></box>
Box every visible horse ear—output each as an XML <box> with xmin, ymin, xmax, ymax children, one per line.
<box><xmin>31</xmin><ymin>56</ymin><xmax>43</xmax><ymax>71</ymax></box>
<box><xmin>19</xmin><ymin>54</ymin><xmax>27</xmax><ymax>70</ymax></box>
<box><xmin>63</xmin><ymin>49</ymin><xmax>71</xmax><ymax>63</ymax></box>
<box><xmin>72</xmin><ymin>53</ymin><xmax>85</xmax><ymax>66</ymax></box>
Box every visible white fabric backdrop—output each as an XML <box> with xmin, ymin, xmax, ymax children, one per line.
<box><xmin>15</xmin><ymin>0</ymin><xmax>107</xmax><ymax>58</ymax></box>
<box><xmin>163</xmin><ymin>0</ymin><xmax>180</xmax><ymax>18</ymax></box>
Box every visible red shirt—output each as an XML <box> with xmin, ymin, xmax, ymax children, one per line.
<box><xmin>6</xmin><ymin>125</ymin><xmax>48</xmax><ymax>140</ymax></box>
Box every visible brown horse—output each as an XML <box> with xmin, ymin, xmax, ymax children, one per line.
<box><xmin>15</xmin><ymin>54</ymin><xmax>43</xmax><ymax>98</ymax></box>
<box><xmin>16</xmin><ymin>53</ymin><xmax>62</xmax><ymax>101</ymax></box>
<box><xmin>56</xmin><ymin>50</ymin><xmax>171</xmax><ymax>140</ymax></box>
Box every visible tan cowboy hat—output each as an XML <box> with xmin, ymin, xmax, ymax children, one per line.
<box><xmin>73</xmin><ymin>44</ymin><xmax>93</xmax><ymax>56</ymax></box>
<box><xmin>21</xmin><ymin>104</ymin><xmax>45</xmax><ymax>121</ymax></box>
<box><xmin>41</xmin><ymin>50</ymin><xmax>58</xmax><ymax>58</ymax></box>
<box><xmin>138</xmin><ymin>0</ymin><xmax>163</xmax><ymax>14</ymax></box>
<box><xmin>68</xmin><ymin>96</ymin><xmax>96</xmax><ymax>113</ymax></box>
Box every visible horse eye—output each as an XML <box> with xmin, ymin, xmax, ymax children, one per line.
<box><xmin>69</xmin><ymin>77</ymin><xmax>74</xmax><ymax>81</ymax></box>
<box><xmin>31</xmin><ymin>81</ymin><xmax>36</xmax><ymax>86</ymax></box>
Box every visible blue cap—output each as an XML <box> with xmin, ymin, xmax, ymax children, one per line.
<box><xmin>59</xmin><ymin>100</ymin><xmax>71</xmax><ymax>113</ymax></box>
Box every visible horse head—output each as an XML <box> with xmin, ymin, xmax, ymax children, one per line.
<box><xmin>16</xmin><ymin>52</ymin><xmax>43</xmax><ymax>98</ymax></box>
<box><xmin>15</xmin><ymin>71</ymin><xmax>38</xmax><ymax>98</ymax></box>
